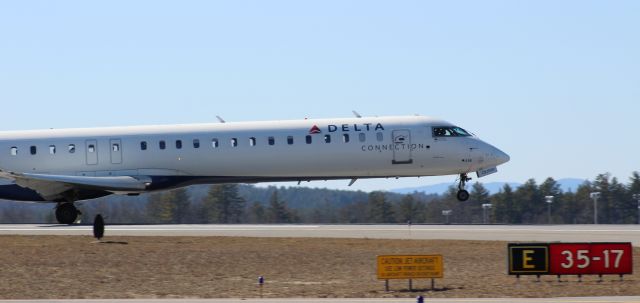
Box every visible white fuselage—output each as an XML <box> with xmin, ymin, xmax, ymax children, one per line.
<box><xmin>0</xmin><ymin>115</ymin><xmax>509</xmax><ymax>202</ymax></box>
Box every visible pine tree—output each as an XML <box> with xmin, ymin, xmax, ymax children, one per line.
<box><xmin>593</xmin><ymin>173</ymin><xmax>612</xmax><ymax>224</ymax></box>
<box><xmin>539</xmin><ymin>178</ymin><xmax>562</xmax><ymax>224</ymax></box>
<box><xmin>147</xmin><ymin>192</ymin><xmax>175</xmax><ymax>223</ymax></box>
<box><xmin>397</xmin><ymin>195</ymin><xmax>424</xmax><ymax>223</ymax></box>
<box><xmin>247</xmin><ymin>201</ymin><xmax>266</xmax><ymax>223</ymax></box>
<box><xmin>470</xmin><ymin>182</ymin><xmax>490</xmax><ymax>223</ymax></box>
<box><xmin>267</xmin><ymin>190</ymin><xmax>291</xmax><ymax>223</ymax></box>
<box><xmin>514</xmin><ymin>179</ymin><xmax>542</xmax><ymax>223</ymax></box>
<box><xmin>339</xmin><ymin>200</ymin><xmax>368</xmax><ymax>223</ymax></box>
<box><xmin>629</xmin><ymin>172</ymin><xmax>640</xmax><ymax>194</ymax></box>
<box><xmin>146</xmin><ymin>189</ymin><xmax>191</xmax><ymax>224</ymax></box>
<box><xmin>607</xmin><ymin>177</ymin><xmax>629</xmax><ymax>223</ymax></box>
<box><xmin>493</xmin><ymin>184</ymin><xmax>515</xmax><ymax>223</ymax></box>
<box><xmin>572</xmin><ymin>181</ymin><xmax>596</xmax><ymax>224</ymax></box>
<box><xmin>629</xmin><ymin>172</ymin><xmax>640</xmax><ymax>224</ymax></box>
<box><xmin>202</xmin><ymin>184</ymin><xmax>246</xmax><ymax>223</ymax></box>
<box><xmin>367</xmin><ymin>191</ymin><xmax>395</xmax><ymax>223</ymax></box>
<box><xmin>171</xmin><ymin>188</ymin><xmax>191</xmax><ymax>223</ymax></box>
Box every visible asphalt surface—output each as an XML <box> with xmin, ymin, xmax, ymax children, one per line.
<box><xmin>0</xmin><ymin>224</ymin><xmax>639</xmax><ymax>245</ymax></box>
<box><xmin>1</xmin><ymin>298</ymin><xmax>640</xmax><ymax>303</ymax></box>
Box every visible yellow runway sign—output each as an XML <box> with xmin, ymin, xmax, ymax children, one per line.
<box><xmin>377</xmin><ymin>255</ymin><xmax>443</xmax><ymax>279</ymax></box>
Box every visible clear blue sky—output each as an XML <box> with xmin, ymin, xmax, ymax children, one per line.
<box><xmin>1</xmin><ymin>1</ymin><xmax>638</xmax><ymax>191</ymax></box>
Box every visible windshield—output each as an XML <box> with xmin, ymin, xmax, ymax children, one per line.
<box><xmin>433</xmin><ymin>126</ymin><xmax>473</xmax><ymax>137</ymax></box>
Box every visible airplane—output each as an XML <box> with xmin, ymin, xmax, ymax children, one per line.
<box><xmin>0</xmin><ymin>114</ymin><xmax>509</xmax><ymax>224</ymax></box>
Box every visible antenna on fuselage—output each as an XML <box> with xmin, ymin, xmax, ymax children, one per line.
<box><xmin>216</xmin><ymin>116</ymin><xmax>226</xmax><ymax>123</ymax></box>
<box><xmin>352</xmin><ymin>111</ymin><xmax>362</xmax><ymax>118</ymax></box>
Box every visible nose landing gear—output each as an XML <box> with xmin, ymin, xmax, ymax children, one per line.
<box><xmin>456</xmin><ymin>173</ymin><xmax>471</xmax><ymax>202</ymax></box>
<box><xmin>55</xmin><ymin>202</ymin><xmax>81</xmax><ymax>225</ymax></box>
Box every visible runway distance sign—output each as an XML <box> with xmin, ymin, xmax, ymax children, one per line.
<box><xmin>508</xmin><ymin>242</ymin><xmax>633</xmax><ymax>277</ymax></box>
<box><xmin>377</xmin><ymin>255</ymin><xmax>443</xmax><ymax>279</ymax></box>
<box><xmin>549</xmin><ymin>243</ymin><xmax>633</xmax><ymax>275</ymax></box>
<box><xmin>508</xmin><ymin>243</ymin><xmax>550</xmax><ymax>275</ymax></box>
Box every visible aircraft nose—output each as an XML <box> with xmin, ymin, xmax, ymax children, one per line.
<box><xmin>494</xmin><ymin>148</ymin><xmax>510</xmax><ymax>166</ymax></box>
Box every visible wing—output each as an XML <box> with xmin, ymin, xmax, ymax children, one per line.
<box><xmin>0</xmin><ymin>169</ymin><xmax>151</xmax><ymax>201</ymax></box>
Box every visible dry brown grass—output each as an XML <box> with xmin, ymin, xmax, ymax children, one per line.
<box><xmin>0</xmin><ymin>236</ymin><xmax>638</xmax><ymax>299</ymax></box>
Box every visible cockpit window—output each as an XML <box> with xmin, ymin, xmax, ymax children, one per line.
<box><xmin>452</xmin><ymin>127</ymin><xmax>472</xmax><ymax>136</ymax></box>
<box><xmin>433</xmin><ymin>126</ymin><xmax>472</xmax><ymax>137</ymax></box>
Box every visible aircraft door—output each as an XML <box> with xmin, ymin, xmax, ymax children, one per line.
<box><xmin>392</xmin><ymin>129</ymin><xmax>413</xmax><ymax>164</ymax></box>
<box><xmin>85</xmin><ymin>140</ymin><xmax>98</xmax><ymax>165</ymax></box>
<box><xmin>110</xmin><ymin>139</ymin><xmax>122</xmax><ymax>164</ymax></box>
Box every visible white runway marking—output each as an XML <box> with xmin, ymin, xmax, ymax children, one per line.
<box><xmin>1</xmin><ymin>224</ymin><xmax>639</xmax><ymax>246</ymax></box>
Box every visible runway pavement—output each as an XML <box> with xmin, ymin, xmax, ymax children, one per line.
<box><xmin>0</xmin><ymin>224</ymin><xmax>639</xmax><ymax>245</ymax></box>
<box><xmin>1</xmin><ymin>298</ymin><xmax>640</xmax><ymax>303</ymax></box>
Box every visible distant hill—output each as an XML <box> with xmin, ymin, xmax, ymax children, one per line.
<box><xmin>392</xmin><ymin>178</ymin><xmax>586</xmax><ymax>195</ymax></box>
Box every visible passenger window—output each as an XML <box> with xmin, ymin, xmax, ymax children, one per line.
<box><xmin>112</xmin><ymin>144</ymin><xmax>120</xmax><ymax>152</ymax></box>
<box><xmin>10</xmin><ymin>147</ymin><xmax>17</xmax><ymax>156</ymax></box>
<box><xmin>176</xmin><ymin>140</ymin><xmax>182</xmax><ymax>149</ymax></box>
<box><xmin>306</xmin><ymin>135</ymin><xmax>312</xmax><ymax>144</ymax></box>
<box><xmin>324</xmin><ymin>134</ymin><xmax>331</xmax><ymax>143</ymax></box>
<box><xmin>159</xmin><ymin>141</ymin><xmax>166</xmax><ymax>150</ymax></box>
<box><xmin>376</xmin><ymin>132</ymin><xmax>384</xmax><ymax>142</ymax></box>
<box><xmin>212</xmin><ymin>139</ymin><xmax>219</xmax><ymax>148</ymax></box>
<box><xmin>30</xmin><ymin>146</ymin><xmax>37</xmax><ymax>155</ymax></box>
<box><xmin>268</xmin><ymin>136</ymin><xmax>275</xmax><ymax>146</ymax></box>
<box><xmin>49</xmin><ymin>145</ymin><xmax>56</xmax><ymax>155</ymax></box>
<box><xmin>249</xmin><ymin>137</ymin><xmax>256</xmax><ymax>146</ymax></box>
<box><xmin>141</xmin><ymin>141</ymin><xmax>148</xmax><ymax>150</ymax></box>
<box><xmin>287</xmin><ymin>136</ymin><xmax>294</xmax><ymax>145</ymax></box>
<box><xmin>193</xmin><ymin>139</ymin><xmax>200</xmax><ymax>149</ymax></box>
<box><xmin>68</xmin><ymin>144</ymin><xmax>76</xmax><ymax>154</ymax></box>
<box><xmin>88</xmin><ymin>145</ymin><xmax>96</xmax><ymax>153</ymax></box>
<box><xmin>231</xmin><ymin>138</ymin><xmax>238</xmax><ymax>147</ymax></box>
<box><xmin>359</xmin><ymin>133</ymin><xmax>366</xmax><ymax>142</ymax></box>
<box><xmin>343</xmin><ymin>134</ymin><xmax>350</xmax><ymax>143</ymax></box>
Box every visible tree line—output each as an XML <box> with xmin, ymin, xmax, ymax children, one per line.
<box><xmin>0</xmin><ymin>172</ymin><xmax>639</xmax><ymax>224</ymax></box>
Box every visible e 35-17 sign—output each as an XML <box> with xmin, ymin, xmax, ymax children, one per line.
<box><xmin>508</xmin><ymin>243</ymin><xmax>633</xmax><ymax>277</ymax></box>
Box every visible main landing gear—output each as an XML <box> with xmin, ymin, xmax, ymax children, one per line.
<box><xmin>55</xmin><ymin>202</ymin><xmax>81</xmax><ymax>225</ymax></box>
<box><xmin>456</xmin><ymin>173</ymin><xmax>471</xmax><ymax>202</ymax></box>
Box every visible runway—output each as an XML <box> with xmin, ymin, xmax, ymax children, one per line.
<box><xmin>1</xmin><ymin>298</ymin><xmax>640</xmax><ymax>303</ymax></box>
<box><xmin>1</xmin><ymin>224</ymin><xmax>639</xmax><ymax>245</ymax></box>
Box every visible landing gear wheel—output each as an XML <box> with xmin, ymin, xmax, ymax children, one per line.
<box><xmin>457</xmin><ymin>190</ymin><xmax>470</xmax><ymax>202</ymax></box>
<box><xmin>456</xmin><ymin>173</ymin><xmax>472</xmax><ymax>202</ymax></box>
<box><xmin>55</xmin><ymin>203</ymin><xmax>79</xmax><ymax>225</ymax></box>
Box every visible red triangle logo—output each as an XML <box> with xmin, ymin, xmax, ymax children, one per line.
<box><xmin>309</xmin><ymin>125</ymin><xmax>322</xmax><ymax>134</ymax></box>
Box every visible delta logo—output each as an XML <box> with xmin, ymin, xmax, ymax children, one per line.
<box><xmin>309</xmin><ymin>125</ymin><xmax>322</xmax><ymax>134</ymax></box>
<box><xmin>309</xmin><ymin>123</ymin><xmax>385</xmax><ymax>134</ymax></box>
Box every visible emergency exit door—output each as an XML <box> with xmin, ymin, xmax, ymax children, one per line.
<box><xmin>392</xmin><ymin>130</ymin><xmax>413</xmax><ymax>164</ymax></box>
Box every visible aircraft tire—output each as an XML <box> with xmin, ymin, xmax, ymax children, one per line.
<box><xmin>56</xmin><ymin>203</ymin><xmax>79</xmax><ymax>225</ymax></box>
<box><xmin>456</xmin><ymin>190</ymin><xmax>470</xmax><ymax>202</ymax></box>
